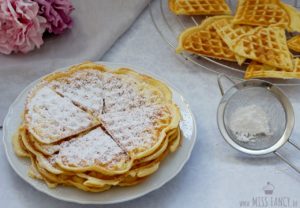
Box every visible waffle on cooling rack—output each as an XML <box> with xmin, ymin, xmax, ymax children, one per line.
<box><xmin>168</xmin><ymin>0</ymin><xmax>231</xmax><ymax>15</ymax></box>
<box><xmin>233</xmin><ymin>0</ymin><xmax>289</xmax><ymax>28</ymax></box>
<box><xmin>245</xmin><ymin>58</ymin><xmax>300</xmax><ymax>79</ymax></box>
<box><xmin>176</xmin><ymin>16</ymin><xmax>237</xmax><ymax>61</ymax></box>
<box><xmin>14</xmin><ymin>62</ymin><xmax>182</xmax><ymax>192</ymax></box>
<box><xmin>172</xmin><ymin>0</ymin><xmax>300</xmax><ymax>79</ymax></box>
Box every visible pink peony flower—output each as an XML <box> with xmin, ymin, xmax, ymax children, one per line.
<box><xmin>34</xmin><ymin>0</ymin><xmax>74</xmax><ymax>35</ymax></box>
<box><xmin>0</xmin><ymin>0</ymin><xmax>46</xmax><ymax>54</ymax></box>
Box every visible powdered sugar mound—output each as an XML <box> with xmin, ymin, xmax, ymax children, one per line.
<box><xmin>57</xmin><ymin>128</ymin><xmax>130</xmax><ymax>168</ymax></box>
<box><xmin>101</xmin><ymin>105</ymin><xmax>171</xmax><ymax>152</ymax></box>
<box><xmin>229</xmin><ymin>105</ymin><xmax>272</xmax><ymax>142</ymax></box>
<box><xmin>49</xmin><ymin>70</ymin><xmax>104</xmax><ymax>115</ymax></box>
<box><xmin>26</xmin><ymin>86</ymin><xmax>95</xmax><ymax>143</ymax></box>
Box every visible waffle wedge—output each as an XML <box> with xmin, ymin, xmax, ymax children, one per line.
<box><xmin>232</xmin><ymin>26</ymin><xmax>293</xmax><ymax>71</ymax></box>
<box><xmin>18</xmin><ymin>126</ymin><xmax>129</xmax><ymax>189</ymax></box>
<box><xmin>288</xmin><ymin>35</ymin><xmax>300</xmax><ymax>52</ymax></box>
<box><xmin>177</xmin><ymin>16</ymin><xmax>237</xmax><ymax>62</ymax></box>
<box><xmin>55</xmin><ymin>128</ymin><xmax>133</xmax><ymax>175</ymax></box>
<box><xmin>25</xmin><ymin>85</ymin><xmax>99</xmax><ymax>144</ymax></box>
<box><xmin>114</xmin><ymin>68</ymin><xmax>173</xmax><ymax>103</ymax></box>
<box><xmin>281</xmin><ymin>3</ymin><xmax>300</xmax><ymax>32</ymax></box>
<box><xmin>245</xmin><ymin>59</ymin><xmax>300</xmax><ymax>79</ymax></box>
<box><xmin>101</xmin><ymin>104</ymin><xmax>181</xmax><ymax>160</ymax></box>
<box><xmin>46</xmin><ymin>68</ymin><xmax>106</xmax><ymax>116</ymax></box>
<box><xmin>168</xmin><ymin>0</ymin><xmax>231</xmax><ymax>15</ymax></box>
<box><xmin>233</xmin><ymin>0</ymin><xmax>290</xmax><ymax>28</ymax></box>
<box><xmin>212</xmin><ymin>16</ymin><xmax>254</xmax><ymax>65</ymax></box>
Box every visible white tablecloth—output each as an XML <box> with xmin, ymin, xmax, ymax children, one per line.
<box><xmin>1</xmin><ymin>0</ymin><xmax>300</xmax><ymax>207</ymax></box>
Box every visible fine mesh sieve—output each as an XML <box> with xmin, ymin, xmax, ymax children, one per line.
<box><xmin>217</xmin><ymin>74</ymin><xmax>300</xmax><ymax>173</ymax></box>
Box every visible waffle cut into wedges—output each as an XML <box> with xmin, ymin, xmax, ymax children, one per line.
<box><xmin>14</xmin><ymin>62</ymin><xmax>182</xmax><ymax>192</ymax></box>
<box><xmin>168</xmin><ymin>0</ymin><xmax>231</xmax><ymax>15</ymax></box>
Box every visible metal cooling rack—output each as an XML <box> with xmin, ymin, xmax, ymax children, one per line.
<box><xmin>149</xmin><ymin>0</ymin><xmax>300</xmax><ymax>85</ymax></box>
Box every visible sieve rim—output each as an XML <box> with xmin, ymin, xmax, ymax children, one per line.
<box><xmin>217</xmin><ymin>79</ymin><xmax>294</xmax><ymax>155</ymax></box>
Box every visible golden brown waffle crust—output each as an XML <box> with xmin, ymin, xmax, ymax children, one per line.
<box><xmin>177</xmin><ymin>16</ymin><xmax>237</xmax><ymax>62</ymax></box>
<box><xmin>168</xmin><ymin>0</ymin><xmax>231</xmax><ymax>15</ymax></box>
<box><xmin>232</xmin><ymin>0</ymin><xmax>290</xmax><ymax>28</ymax></box>
<box><xmin>288</xmin><ymin>35</ymin><xmax>300</xmax><ymax>52</ymax></box>
<box><xmin>245</xmin><ymin>59</ymin><xmax>300</xmax><ymax>79</ymax></box>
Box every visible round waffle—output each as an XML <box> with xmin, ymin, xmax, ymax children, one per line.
<box><xmin>13</xmin><ymin>62</ymin><xmax>182</xmax><ymax>192</ymax></box>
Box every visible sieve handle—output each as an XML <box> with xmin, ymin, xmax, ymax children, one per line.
<box><xmin>217</xmin><ymin>74</ymin><xmax>236</xmax><ymax>96</ymax></box>
<box><xmin>274</xmin><ymin>151</ymin><xmax>300</xmax><ymax>174</ymax></box>
<box><xmin>288</xmin><ymin>140</ymin><xmax>300</xmax><ymax>151</ymax></box>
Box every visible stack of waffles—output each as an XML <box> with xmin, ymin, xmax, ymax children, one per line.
<box><xmin>14</xmin><ymin>62</ymin><xmax>181</xmax><ymax>192</ymax></box>
<box><xmin>170</xmin><ymin>0</ymin><xmax>300</xmax><ymax>79</ymax></box>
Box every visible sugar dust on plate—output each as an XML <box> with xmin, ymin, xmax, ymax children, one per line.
<box><xmin>229</xmin><ymin>105</ymin><xmax>272</xmax><ymax>142</ymax></box>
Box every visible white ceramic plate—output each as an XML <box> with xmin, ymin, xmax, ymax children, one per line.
<box><xmin>2</xmin><ymin>62</ymin><xmax>197</xmax><ymax>204</ymax></box>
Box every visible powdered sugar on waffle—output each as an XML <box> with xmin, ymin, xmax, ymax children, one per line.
<box><xmin>26</xmin><ymin>86</ymin><xmax>96</xmax><ymax>143</ymax></box>
<box><xmin>102</xmin><ymin>73</ymin><xmax>142</xmax><ymax>113</ymax></box>
<box><xmin>57</xmin><ymin>128</ymin><xmax>130</xmax><ymax>168</ymax></box>
<box><xmin>26</xmin><ymin>68</ymin><xmax>174</xmax><ymax>167</ymax></box>
<box><xmin>49</xmin><ymin>69</ymin><xmax>162</xmax><ymax>115</ymax></box>
<box><xmin>101</xmin><ymin>105</ymin><xmax>171</xmax><ymax>152</ymax></box>
<box><xmin>49</xmin><ymin>70</ymin><xmax>104</xmax><ymax>114</ymax></box>
<box><xmin>102</xmin><ymin>73</ymin><xmax>162</xmax><ymax>113</ymax></box>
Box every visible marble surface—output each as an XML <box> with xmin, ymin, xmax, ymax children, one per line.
<box><xmin>2</xmin><ymin>1</ymin><xmax>300</xmax><ymax>207</ymax></box>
